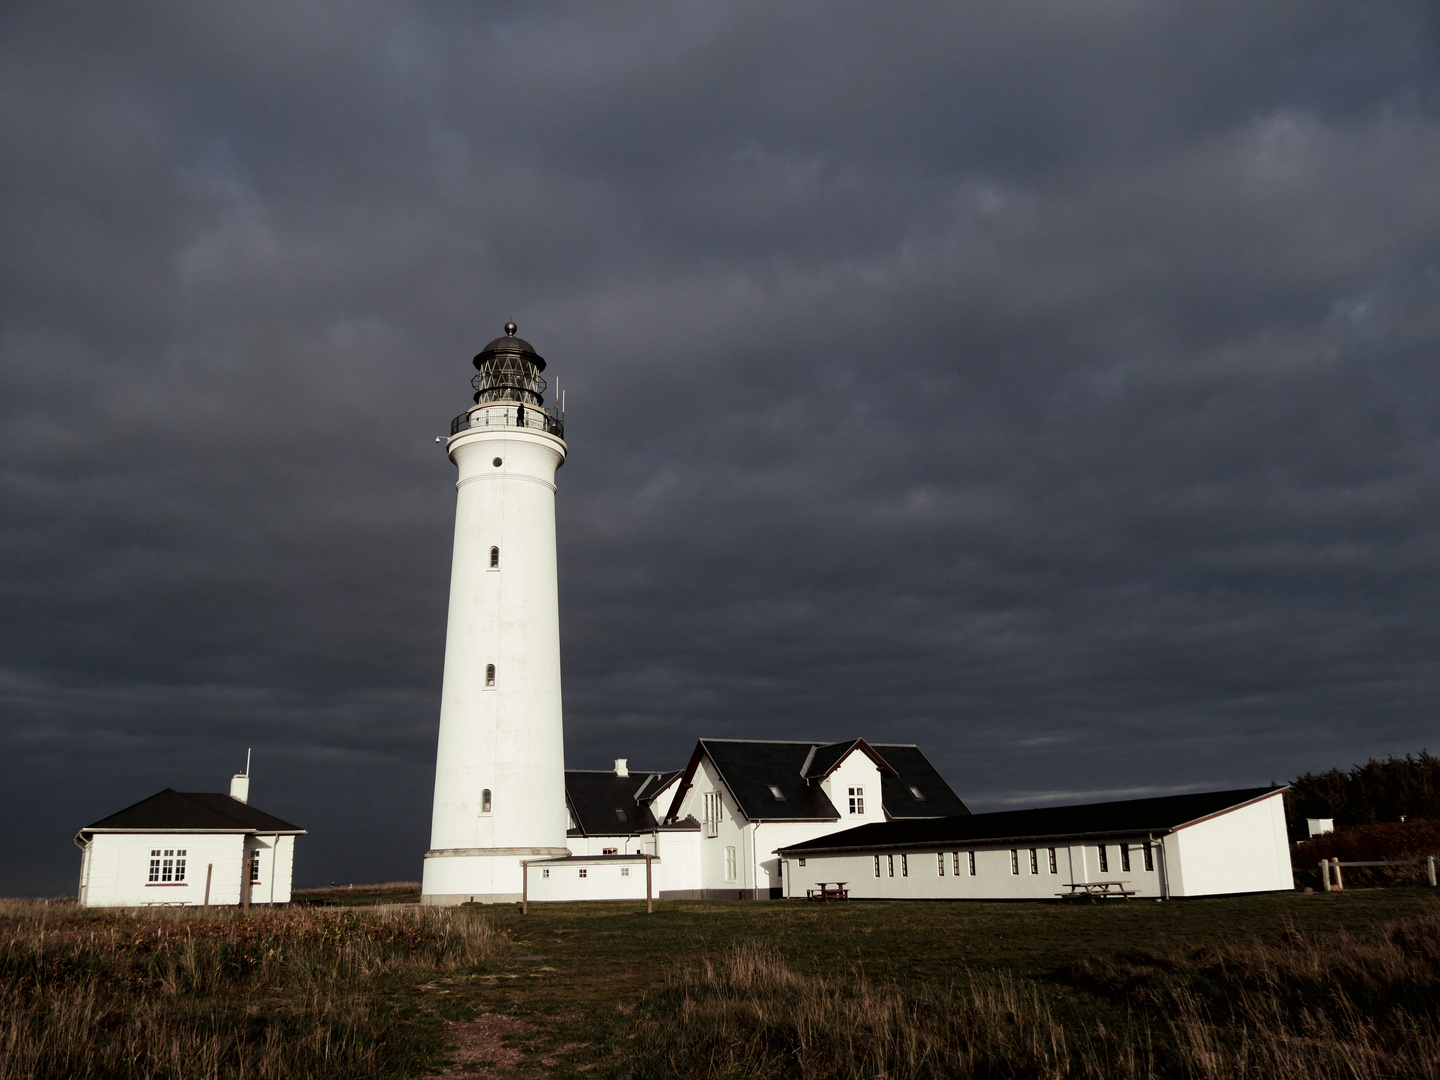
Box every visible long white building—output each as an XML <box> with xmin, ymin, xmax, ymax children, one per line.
<box><xmin>773</xmin><ymin>786</ymin><xmax>1293</xmax><ymax>900</ymax></box>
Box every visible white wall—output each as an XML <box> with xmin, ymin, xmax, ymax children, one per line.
<box><xmin>424</xmin><ymin>411</ymin><xmax>572</xmax><ymax>904</ymax></box>
<box><xmin>80</xmin><ymin>834</ymin><xmax>256</xmax><ymax>907</ymax></box>
<box><xmin>1168</xmin><ymin>791</ymin><xmax>1294</xmax><ymax>897</ymax></box>
<box><xmin>525</xmin><ymin>858</ymin><xmax>656</xmax><ymax>902</ymax></box>
<box><xmin>818</xmin><ymin>754</ymin><xmax>882</xmax><ymax>826</ymax></box>
<box><xmin>784</xmin><ymin>842</ymin><xmax>1165</xmax><ymax>900</ymax></box>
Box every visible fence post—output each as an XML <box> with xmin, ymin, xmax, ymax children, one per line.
<box><xmin>1428</xmin><ymin>855</ymin><xmax>1436</xmax><ymax>888</ymax></box>
<box><xmin>645</xmin><ymin>854</ymin><xmax>654</xmax><ymax>915</ymax></box>
<box><xmin>1333</xmin><ymin>859</ymin><xmax>1344</xmax><ymax>891</ymax></box>
<box><xmin>521</xmin><ymin>860</ymin><xmax>529</xmax><ymax>915</ymax></box>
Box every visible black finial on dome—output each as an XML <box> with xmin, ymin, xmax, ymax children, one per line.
<box><xmin>505</xmin><ymin>321</ymin><xmax>517</xmax><ymax>336</ymax></box>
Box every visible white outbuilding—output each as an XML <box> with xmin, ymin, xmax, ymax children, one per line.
<box><xmin>776</xmin><ymin>786</ymin><xmax>1294</xmax><ymax>900</ymax></box>
<box><xmin>75</xmin><ymin>787</ymin><xmax>305</xmax><ymax>907</ymax></box>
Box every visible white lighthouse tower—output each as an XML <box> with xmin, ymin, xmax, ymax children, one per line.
<box><xmin>422</xmin><ymin>324</ymin><xmax>570</xmax><ymax>905</ymax></box>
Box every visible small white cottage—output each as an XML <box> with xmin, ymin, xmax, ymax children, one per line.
<box><xmin>74</xmin><ymin>781</ymin><xmax>305</xmax><ymax>907</ymax></box>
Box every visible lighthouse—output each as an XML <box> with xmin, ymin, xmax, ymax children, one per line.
<box><xmin>421</xmin><ymin>324</ymin><xmax>570</xmax><ymax>905</ymax></box>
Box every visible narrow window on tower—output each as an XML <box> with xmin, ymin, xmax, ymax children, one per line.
<box><xmin>489</xmin><ymin>546</ymin><xmax>500</xmax><ymax>569</ymax></box>
<box><xmin>485</xmin><ymin>664</ymin><xmax>496</xmax><ymax>687</ymax></box>
<box><xmin>481</xmin><ymin>789</ymin><xmax>492</xmax><ymax>814</ymax></box>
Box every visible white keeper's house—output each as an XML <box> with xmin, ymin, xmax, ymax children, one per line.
<box><xmin>75</xmin><ymin>772</ymin><xmax>304</xmax><ymax>907</ymax></box>
<box><xmin>420</xmin><ymin>325</ymin><xmax>1297</xmax><ymax>904</ymax></box>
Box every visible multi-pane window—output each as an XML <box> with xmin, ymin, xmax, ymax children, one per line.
<box><xmin>887</xmin><ymin>855</ymin><xmax>894</xmax><ymax>877</ymax></box>
<box><xmin>249</xmin><ymin>850</ymin><xmax>260</xmax><ymax>884</ymax></box>
<box><xmin>1010</xmin><ymin>849</ymin><xmax>1020</xmax><ymax>875</ymax></box>
<box><xmin>579</xmin><ymin>868</ymin><xmax>587</xmax><ymax>878</ymax></box>
<box><xmin>968</xmin><ymin>851</ymin><xmax>976</xmax><ymax>876</ymax></box>
<box><xmin>481</xmin><ymin>789</ymin><xmax>492</xmax><ymax>813</ymax></box>
<box><xmin>798</xmin><ymin>857</ymin><xmax>806</xmax><ymax>867</ymax></box>
<box><xmin>489</xmin><ymin>546</ymin><xmax>500</xmax><ymax>568</ymax></box>
<box><xmin>724</xmin><ymin>846</ymin><xmax>737</xmax><ymax>882</ymax></box>
<box><xmin>542</xmin><ymin>868</ymin><xmax>550</xmax><ymax>878</ymax></box>
<box><xmin>937</xmin><ymin>852</ymin><xmax>945</xmax><ymax>876</ymax></box>
<box><xmin>952</xmin><ymin>851</ymin><xmax>961</xmax><ymax>876</ymax></box>
<box><xmin>485</xmin><ymin>664</ymin><xmax>496</xmax><ymax>687</ymax></box>
<box><xmin>848</xmin><ymin>787</ymin><xmax>864</xmax><ymax>814</ymax></box>
<box><xmin>1048</xmin><ymin>848</ymin><xmax>1058</xmax><ymax>874</ymax></box>
<box><xmin>621</xmin><ymin>867</ymin><xmax>630</xmax><ymax>877</ymax></box>
<box><xmin>703</xmin><ymin>792</ymin><xmax>722</xmax><ymax>838</ymax></box>
<box><xmin>1098</xmin><ymin>845</ymin><xmax>1109</xmax><ymax>873</ymax></box>
<box><xmin>603</xmin><ymin>847</ymin><xmax>618</xmax><ymax>855</ymax></box>
<box><xmin>1120</xmin><ymin>844</ymin><xmax>1132</xmax><ymax>872</ymax></box>
<box><xmin>1029</xmin><ymin>849</ymin><xmax>1039</xmax><ymax>874</ymax></box>
<box><xmin>901</xmin><ymin>854</ymin><xmax>908</xmax><ymax>877</ymax></box>
<box><xmin>1143</xmin><ymin>844</ymin><xmax>1155</xmax><ymax>872</ymax></box>
<box><xmin>874</xmin><ymin>855</ymin><xmax>881</xmax><ymax>878</ymax></box>
<box><xmin>148</xmin><ymin>849</ymin><xmax>187</xmax><ymax>883</ymax></box>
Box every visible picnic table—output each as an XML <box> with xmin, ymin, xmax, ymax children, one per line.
<box><xmin>1057</xmin><ymin>881</ymin><xmax>1136</xmax><ymax>900</ymax></box>
<box><xmin>806</xmin><ymin>881</ymin><xmax>849</xmax><ymax>902</ymax></box>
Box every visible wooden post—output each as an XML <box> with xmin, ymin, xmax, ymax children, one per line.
<box><xmin>1333</xmin><ymin>859</ymin><xmax>1344</xmax><ymax>891</ymax></box>
<box><xmin>521</xmin><ymin>860</ymin><xmax>529</xmax><ymax>915</ymax></box>
<box><xmin>1320</xmin><ymin>858</ymin><xmax>1331</xmax><ymax>892</ymax></box>
<box><xmin>203</xmin><ymin>864</ymin><xmax>213</xmax><ymax>906</ymax></box>
<box><xmin>241</xmin><ymin>847</ymin><xmax>252</xmax><ymax>912</ymax></box>
<box><xmin>1427</xmin><ymin>855</ymin><xmax>1436</xmax><ymax>887</ymax></box>
<box><xmin>645</xmin><ymin>853</ymin><xmax>654</xmax><ymax>914</ymax></box>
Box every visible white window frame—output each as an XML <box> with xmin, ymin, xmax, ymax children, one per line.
<box><xmin>848</xmin><ymin>786</ymin><xmax>864</xmax><ymax>815</ymax></box>
<box><xmin>703</xmin><ymin>792</ymin><xmax>722</xmax><ymax>838</ymax></box>
<box><xmin>724</xmin><ymin>846</ymin><xmax>737</xmax><ymax>882</ymax></box>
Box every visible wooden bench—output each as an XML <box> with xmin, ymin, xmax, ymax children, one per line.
<box><xmin>806</xmin><ymin>881</ymin><xmax>849</xmax><ymax>902</ymax></box>
<box><xmin>1057</xmin><ymin>881</ymin><xmax>1136</xmax><ymax>900</ymax></box>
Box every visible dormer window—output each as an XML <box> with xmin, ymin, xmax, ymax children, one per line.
<box><xmin>848</xmin><ymin>787</ymin><xmax>864</xmax><ymax>814</ymax></box>
<box><xmin>908</xmin><ymin>785</ymin><xmax>926</xmax><ymax>802</ymax></box>
<box><xmin>489</xmin><ymin>546</ymin><xmax>500</xmax><ymax>568</ymax></box>
<box><xmin>768</xmin><ymin>785</ymin><xmax>786</xmax><ymax>801</ymax></box>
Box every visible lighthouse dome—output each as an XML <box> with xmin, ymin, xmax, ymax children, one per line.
<box><xmin>473</xmin><ymin>323</ymin><xmax>546</xmax><ymax>373</ymax></box>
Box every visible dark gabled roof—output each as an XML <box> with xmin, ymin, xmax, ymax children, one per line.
<box><xmin>873</xmin><ymin>744</ymin><xmax>972</xmax><ymax>818</ymax></box>
<box><xmin>681</xmin><ymin>740</ymin><xmax>842</xmax><ymax>823</ymax></box>
<box><xmin>662</xmin><ymin>738</ymin><xmax>966</xmax><ymax>824</ymax></box>
<box><xmin>565</xmin><ymin>769</ymin><xmax>666</xmax><ymax>836</ymax></box>
<box><xmin>81</xmin><ymin>790</ymin><xmax>304</xmax><ymax>834</ymax></box>
<box><xmin>777</xmin><ymin>787</ymin><xmax>1284</xmax><ymax>855</ymax></box>
<box><xmin>802</xmin><ymin>739</ymin><xmax>899</xmax><ymax>781</ymax></box>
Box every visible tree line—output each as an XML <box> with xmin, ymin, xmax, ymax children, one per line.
<box><xmin>1285</xmin><ymin>751</ymin><xmax>1440</xmax><ymax>833</ymax></box>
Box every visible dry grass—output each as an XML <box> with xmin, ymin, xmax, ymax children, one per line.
<box><xmin>630</xmin><ymin>906</ymin><xmax>1440</xmax><ymax>1079</ymax></box>
<box><xmin>0</xmin><ymin>899</ymin><xmax>505</xmax><ymax>1080</ymax></box>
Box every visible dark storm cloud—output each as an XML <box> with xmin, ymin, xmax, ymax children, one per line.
<box><xmin>3</xmin><ymin>1</ymin><xmax>1440</xmax><ymax>892</ymax></box>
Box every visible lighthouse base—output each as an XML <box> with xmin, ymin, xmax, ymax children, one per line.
<box><xmin>421</xmin><ymin>847</ymin><xmax>572</xmax><ymax>906</ymax></box>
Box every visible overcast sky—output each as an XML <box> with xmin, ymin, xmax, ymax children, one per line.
<box><xmin>4</xmin><ymin>2</ymin><xmax>1440</xmax><ymax>894</ymax></box>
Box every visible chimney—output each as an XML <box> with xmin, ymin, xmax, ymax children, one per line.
<box><xmin>230</xmin><ymin>747</ymin><xmax>252</xmax><ymax>803</ymax></box>
<box><xmin>614</xmin><ymin>758</ymin><xmax>629</xmax><ymax>778</ymax></box>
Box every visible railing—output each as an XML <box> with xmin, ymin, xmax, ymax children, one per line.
<box><xmin>450</xmin><ymin>406</ymin><xmax>565</xmax><ymax>439</ymax></box>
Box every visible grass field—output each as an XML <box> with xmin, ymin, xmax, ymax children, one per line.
<box><xmin>4</xmin><ymin>888</ymin><xmax>1439</xmax><ymax>1078</ymax></box>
